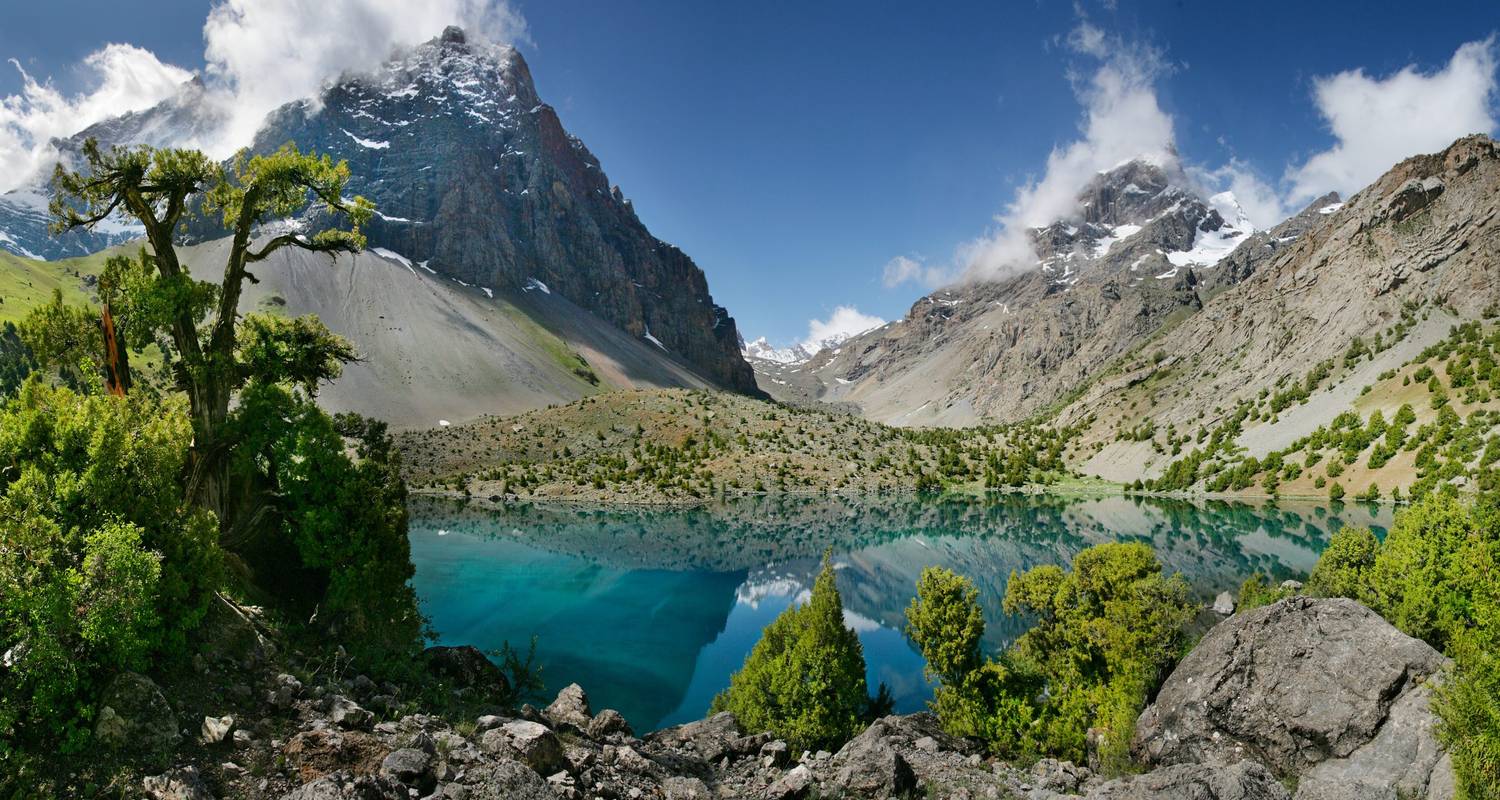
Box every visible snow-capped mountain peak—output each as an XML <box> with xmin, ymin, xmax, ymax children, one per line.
<box><xmin>742</xmin><ymin>337</ymin><xmax>813</xmax><ymax>365</ymax></box>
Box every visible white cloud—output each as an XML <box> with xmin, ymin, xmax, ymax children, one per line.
<box><xmin>1188</xmin><ymin>159</ymin><xmax>1289</xmax><ymax>229</ymax></box>
<box><xmin>802</xmin><ymin>306</ymin><xmax>885</xmax><ymax>353</ymax></box>
<box><xmin>1287</xmin><ymin>37</ymin><xmax>1498</xmax><ymax>205</ymax></box>
<box><xmin>958</xmin><ymin>23</ymin><xmax>1177</xmax><ymax>285</ymax></box>
<box><xmin>0</xmin><ymin>1</ymin><xmax>529</xmax><ymax>192</ymax></box>
<box><xmin>202</xmin><ymin>0</ymin><xmax>530</xmax><ymax>153</ymax></box>
<box><xmin>0</xmin><ymin>44</ymin><xmax>193</xmax><ymax>191</ymax></box>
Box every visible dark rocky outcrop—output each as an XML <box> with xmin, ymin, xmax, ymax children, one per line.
<box><xmin>423</xmin><ymin>644</ymin><xmax>512</xmax><ymax>699</ymax></box>
<box><xmin>244</xmin><ymin>28</ymin><xmax>759</xmax><ymax>395</ymax></box>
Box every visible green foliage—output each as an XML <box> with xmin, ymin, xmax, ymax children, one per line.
<box><xmin>236</xmin><ymin>313</ymin><xmax>357</xmax><ymax>395</ymax></box>
<box><xmin>713</xmin><ymin>552</ymin><xmax>875</xmax><ymax>753</ymax></box>
<box><xmin>907</xmin><ymin>545</ymin><xmax>1194</xmax><ymax>773</ymax></box>
<box><xmin>16</xmin><ymin>289</ymin><xmax>100</xmax><ymax>387</ymax></box>
<box><xmin>228</xmin><ymin>385</ymin><xmax>423</xmax><ymax>666</ymax></box>
<box><xmin>0</xmin><ymin>381</ymin><xmax>220</xmax><ymax>755</ymax></box>
<box><xmin>1305</xmin><ymin>527</ymin><xmax>1377</xmax><ymax>599</ymax></box>
<box><xmin>0</xmin><ymin>323</ymin><xmax>37</xmax><ymax>398</ymax></box>
<box><xmin>1305</xmin><ymin>495</ymin><xmax>1500</xmax><ymax>797</ymax></box>
<box><xmin>1236</xmin><ymin>572</ymin><xmax>1295</xmax><ymax>612</ymax></box>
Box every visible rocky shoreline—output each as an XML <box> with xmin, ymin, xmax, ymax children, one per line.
<box><xmin>123</xmin><ymin>597</ymin><xmax>1453</xmax><ymax>800</ymax></box>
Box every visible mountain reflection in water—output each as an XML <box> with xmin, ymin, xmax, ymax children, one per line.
<box><xmin>407</xmin><ymin>493</ymin><xmax>1390</xmax><ymax>731</ymax></box>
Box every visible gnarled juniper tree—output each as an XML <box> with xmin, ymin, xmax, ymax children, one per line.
<box><xmin>50</xmin><ymin>139</ymin><xmax>371</xmax><ymax>541</ymax></box>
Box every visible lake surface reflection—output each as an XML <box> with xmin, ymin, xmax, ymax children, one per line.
<box><xmin>407</xmin><ymin>493</ymin><xmax>1390</xmax><ymax>731</ymax></box>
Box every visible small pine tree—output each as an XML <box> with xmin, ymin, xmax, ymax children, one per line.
<box><xmin>712</xmin><ymin>552</ymin><xmax>874</xmax><ymax>752</ymax></box>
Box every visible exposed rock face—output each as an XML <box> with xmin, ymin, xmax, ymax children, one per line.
<box><xmin>543</xmin><ymin>682</ymin><xmax>593</xmax><ymax>732</ymax></box>
<box><xmin>760</xmin><ymin>158</ymin><xmax>1260</xmax><ymax>426</ymax></box>
<box><xmin>245</xmin><ymin>27</ymin><xmax>758</xmax><ymax>395</ymax></box>
<box><xmin>1085</xmin><ymin>760</ymin><xmax>1290</xmax><ymax>800</ymax></box>
<box><xmin>1135</xmin><ymin>597</ymin><xmax>1453</xmax><ymax>800</ymax></box>
<box><xmin>1063</xmin><ymin>135</ymin><xmax>1500</xmax><ymax>481</ymax></box>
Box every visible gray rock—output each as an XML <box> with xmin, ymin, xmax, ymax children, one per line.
<box><xmin>1086</xmin><ymin>761</ymin><xmax>1290</xmax><ymax>799</ymax></box>
<box><xmin>94</xmin><ymin>672</ymin><xmax>179</xmax><ymax>763</ymax></box>
<box><xmin>475</xmin><ymin>713</ymin><xmax>506</xmax><ymax>732</ymax></box>
<box><xmin>828</xmin><ymin>718</ymin><xmax>918</xmax><ymax>798</ymax></box>
<box><xmin>478</xmin><ymin>720</ymin><xmax>565</xmax><ymax>775</ymax></box>
<box><xmin>544</xmin><ymin>682</ymin><xmax>593</xmax><ymax>731</ymax></box>
<box><xmin>142</xmin><ymin>766</ymin><xmax>214</xmax><ymax>800</ymax></box>
<box><xmin>546</xmin><ymin>770</ymin><xmax>579</xmax><ymax>799</ymax></box>
<box><xmin>614</xmin><ymin>744</ymin><xmax>661</xmax><ymax>777</ymax></box>
<box><xmin>450</xmin><ymin>760</ymin><xmax>555</xmax><ymax>800</ymax></box>
<box><xmin>268</xmin><ymin>673</ymin><xmax>303</xmax><ymax>709</ymax></box>
<box><xmin>761</xmin><ymin>739</ymin><xmax>791</xmax><ymax>769</ymax></box>
<box><xmin>1030</xmin><ymin>758</ymin><xmax>1093</xmax><ymax>794</ymax></box>
<box><xmin>1212</xmin><ymin>591</ymin><xmax>1236</xmax><ymax>615</ymax></box>
<box><xmin>199</xmin><ymin>714</ymin><xmax>233</xmax><ymax>745</ymax></box>
<box><xmin>1135</xmin><ymin>598</ymin><xmax>1448</xmax><ymax>778</ymax></box>
<box><xmin>380</xmin><ymin>746</ymin><xmax>434</xmax><ymax>789</ymax></box>
<box><xmin>587</xmin><ymin>708</ymin><xmax>633</xmax><ymax>739</ymax></box>
<box><xmin>282</xmin><ymin>772</ymin><xmax>405</xmax><ymax>800</ymax></box>
<box><xmin>664</xmin><ymin>776</ymin><xmax>712</xmax><ymax>799</ymax></box>
<box><xmin>765</xmin><ymin>765</ymin><xmax>813</xmax><ymax>800</ymax></box>
<box><xmin>328</xmin><ymin>695</ymin><xmax>373</xmax><ymax>730</ymax></box>
<box><xmin>1293</xmin><ymin>680</ymin><xmax>1455</xmax><ymax>800</ymax></box>
<box><xmin>423</xmin><ymin>644</ymin><xmax>512</xmax><ymax>699</ymax></box>
<box><xmin>648</xmin><ymin>711</ymin><xmax>742</xmax><ymax>764</ymax></box>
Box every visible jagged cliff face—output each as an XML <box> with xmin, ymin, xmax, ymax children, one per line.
<box><xmin>763</xmin><ymin>159</ymin><xmax>1275</xmax><ymax>426</ymax></box>
<box><xmin>245</xmin><ymin>27</ymin><xmax>758</xmax><ymax>394</ymax></box>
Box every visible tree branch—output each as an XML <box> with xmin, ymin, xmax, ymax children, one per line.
<box><xmin>246</xmin><ymin>234</ymin><xmax>358</xmax><ymax>263</ymax></box>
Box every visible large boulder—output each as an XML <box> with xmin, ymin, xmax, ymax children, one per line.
<box><xmin>544</xmin><ymin>683</ymin><xmax>593</xmax><ymax>731</ymax></box>
<box><xmin>479</xmin><ymin>720</ymin><xmax>566</xmax><ymax>775</ymax></box>
<box><xmin>93</xmin><ymin>672</ymin><xmax>180</xmax><ymax>765</ymax></box>
<box><xmin>823</xmin><ymin>715</ymin><xmax>959</xmax><ymax>798</ymax></box>
<box><xmin>1134</xmin><ymin>598</ymin><xmax>1452</xmax><ymax>798</ymax></box>
<box><xmin>1086</xmin><ymin>761</ymin><xmax>1290</xmax><ymax>799</ymax></box>
<box><xmin>423</xmin><ymin>644</ymin><xmax>511</xmax><ymax>699</ymax></box>
<box><xmin>454</xmin><ymin>760</ymin><xmax>556</xmax><ymax>800</ymax></box>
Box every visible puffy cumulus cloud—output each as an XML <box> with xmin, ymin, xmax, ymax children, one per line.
<box><xmin>1287</xmin><ymin>38</ymin><xmax>1498</xmax><ymax>205</ymax></box>
<box><xmin>202</xmin><ymin>0</ymin><xmax>530</xmax><ymax>152</ymax></box>
<box><xmin>802</xmin><ymin>306</ymin><xmax>885</xmax><ymax>352</ymax></box>
<box><xmin>0</xmin><ymin>44</ymin><xmax>193</xmax><ymax>192</ymax></box>
<box><xmin>960</xmin><ymin>23</ymin><xmax>1177</xmax><ymax>284</ymax></box>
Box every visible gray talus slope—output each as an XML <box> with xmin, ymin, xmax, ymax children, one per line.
<box><xmin>1067</xmin><ymin>135</ymin><xmax>1500</xmax><ymax>480</ymax></box>
<box><xmin>179</xmin><ymin>239</ymin><xmax>714</xmax><ymax>429</ymax></box>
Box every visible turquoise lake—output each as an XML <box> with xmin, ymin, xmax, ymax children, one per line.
<box><xmin>407</xmin><ymin>493</ymin><xmax>1391</xmax><ymax>732</ymax></box>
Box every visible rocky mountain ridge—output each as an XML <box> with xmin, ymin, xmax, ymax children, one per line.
<box><xmin>0</xmin><ymin>76</ymin><xmax>223</xmax><ymax>260</ymax></box>
<box><xmin>240</xmin><ymin>26</ymin><xmax>758</xmax><ymax>394</ymax></box>
<box><xmin>755</xmin><ymin>158</ymin><xmax>1284</xmax><ymax>426</ymax></box>
<box><xmin>1063</xmin><ymin>134</ymin><xmax>1500</xmax><ymax>484</ymax></box>
<box><xmin>0</xmin><ymin>26</ymin><xmax>759</xmax><ymax>404</ymax></box>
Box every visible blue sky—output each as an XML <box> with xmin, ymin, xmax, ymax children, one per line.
<box><xmin>2</xmin><ymin>1</ymin><xmax>1498</xmax><ymax>347</ymax></box>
